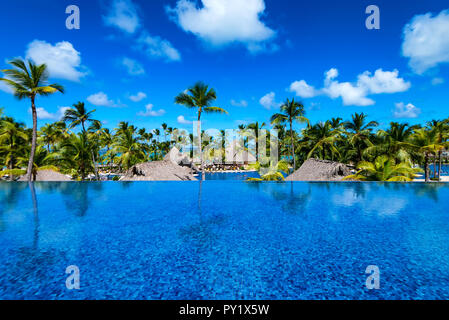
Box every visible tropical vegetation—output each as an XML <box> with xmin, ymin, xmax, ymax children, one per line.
<box><xmin>1</xmin><ymin>59</ymin><xmax>448</xmax><ymax>182</ymax></box>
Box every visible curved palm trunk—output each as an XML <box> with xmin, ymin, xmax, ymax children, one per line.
<box><xmin>197</xmin><ymin>111</ymin><xmax>204</xmax><ymax>181</ymax></box>
<box><xmin>424</xmin><ymin>153</ymin><xmax>429</xmax><ymax>182</ymax></box>
<box><xmin>26</xmin><ymin>97</ymin><xmax>37</xmax><ymax>182</ymax></box>
<box><xmin>438</xmin><ymin>151</ymin><xmax>442</xmax><ymax>181</ymax></box>
<box><xmin>290</xmin><ymin>120</ymin><xmax>296</xmax><ymax>170</ymax></box>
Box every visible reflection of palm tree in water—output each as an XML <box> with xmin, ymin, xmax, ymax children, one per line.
<box><xmin>268</xmin><ymin>182</ymin><xmax>313</xmax><ymax>215</ymax></box>
<box><xmin>60</xmin><ymin>183</ymin><xmax>103</xmax><ymax>217</ymax></box>
<box><xmin>29</xmin><ymin>182</ymin><xmax>39</xmax><ymax>249</ymax></box>
<box><xmin>178</xmin><ymin>180</ymin><xmax>224</xmax><ymax>249</ymax></box>
<box><xmin>411</xmin><ymin>182</ymin><xmax>444</xmax><ymax>202</ymax></box>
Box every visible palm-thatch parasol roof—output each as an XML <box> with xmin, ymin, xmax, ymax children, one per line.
<box><xmin>18</xmin><ymin>170</ymin><xmax>72</xmax><ymax>182</ymax></box>
<box><xmin>121</xmin><ymin>160</ymin><xmax>198</xmax><ymax>181</ymax></box>
<box><xmin>286</xmin><ymin>158</ymin><xmax>352</xmax><ymax>181</ymax></box>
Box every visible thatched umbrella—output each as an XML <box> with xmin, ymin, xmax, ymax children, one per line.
<box><xmin>121</xmin><ymin>161</ymin><xmax>198</xmax><ymax>181</ymax></box>
<box><xmin>18</xmin><ymin>170</ymin><xmax>72</xmax><ymax>182</ymax></box>
<box><xmin>286</xmin><ymin>158</ymin><xmax>352</xmax><ymax>181</ymax></box>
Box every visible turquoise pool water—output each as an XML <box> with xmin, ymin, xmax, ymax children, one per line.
<box><xmin>1</xmin><ymin>182</ymin><xmax>449</xmax><ymax>300</ymax></box>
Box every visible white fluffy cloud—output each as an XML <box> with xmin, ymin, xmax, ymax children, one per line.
<box><xmin>121</xmin><ymin>57</ymin><xmax>145</xmax><ymax>75</ymax></box>
<box><xmin>32</xmin><ymin>106</ymin><xmax>70</xmax><ymax>120</ymax></box>
<box><xmin>87</xmin><ymin>92</ymin><xmax>115</xmax><ymax>107</ymax></box>
<box><xmin>177</xmin><ymin>115</ymin><xmax>193</xmax><ymax>125</ymax></box>
<box><xmin>103</xmin><ymin>0</ymin><xmax>140</xmax><ymax>34</ymax></box>
<box><xmin>26</xmin><ymin>40</ymin><xmax>86</xmax><ymax>82</ymax></box>
<box><xmin>231</xmin><ymin>99</ymin><xmax>248</xmax><ymax>107</ymax></box>
<box><xmin>136</xmin><ymin>32</ymin><xmax>181</xmax><ymax>62</ymax></box>
<box><xmin>289</xmin><ymin>80</ymin><xmax>317</xmax><ymax>98</ymax></box>
<box><xmin>393</xmin><ymin>102</ymin><xmax>421</xmax><ymax>119</ymax></box>
<box><xmin>402</xmin><ymin>10</ymin><xmax>449</xmax><ymax>74</ymax></box>
<box><xmin>357</xmin><ymin>69</ymin><xmax>411</xmax><ymax>94</ymax></box>
<box><xmin>129</xmin><ymin>91</ymin><xmax>147</xmax><ymax>102</ymax></box>
<box><xmin>137</xmin><ymin>104</ymin><xmax>166</xmax><ymax>117</ymax></box>
<box><xmin>168</xmin><ymin>0</ymin><xmax>276</xmax><ymax>52</ymax></box>
<box><xmin>289</xmin><ymin>68</ymin><xmax>410</xmax><ymax>106</ymax></box>
<box><xmin>259</xmin><ymin>92</ymin><xmax>280</xmax><ymax>110</ymax></box>
<box><xmin>324</xmin><ymin>80</ymin><xmax>375</xmax><ymax>106</ymax></box>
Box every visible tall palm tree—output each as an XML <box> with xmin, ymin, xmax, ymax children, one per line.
<box><xmin>344</xmin><ymin>113</ymin><xmax>378</xmax><ymax>163</ymax></box>
<box><xmin>175</xmin><ymin>82</ymin><xmax>228</xmax><ymax>180</ymax></box>
<box><xmin>271</xmin><ymin>98</ymin><xmax>309</xmax><ymax>170</ymax></box>
<box><xmin>0</xmin><ymin>59</ymin><xmax>64</xmax><ymax>181</ymax></box>
<box><xmin>62</xmin><ymin>102</ymin><xmax>96</xmax><ymax>133</ymax></box>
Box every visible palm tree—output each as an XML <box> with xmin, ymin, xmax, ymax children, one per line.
<box><xmin>345</xmin><ymin>155</ymin><xmax>422</xmax><ymax>181</ymax></box>
<box><xmin>189</xmin><ymin>133</ymin><xmax>194</xmax><ymax>159</ymax></box>
<box><xmin>161</xmin><ymin>123</ymin><xmax>168</xmax><ymax>142</ymax></box>
<box><xmin>303</xmin><ymin>121</ymin><xmax>342</xmax><ymax>161</ymax></box>
<box><xmin>411</xmin><ymin>128</ymin><xmax>445</xmax><ymax>182</ymax></box>
<box><xmin>16</xmin><ymin>145</ymin><xmax>60</xmax><ymax>181</ymax></box>
<box><xmin>99</xmin><ymin>128</ymin><xmax>114</xmax><ymax>171</ymax></box>
<box><xmin>39</xmin><ymin>122</ymin><xmax>67</xmax><ymax>152</ymax></box>
<box><xmin>367</xmin><ymin>122</ymin><xmax>419</xmax><ymax>164</ymax></box>
<box><xmin>58</xmin><ymin>133</ymin><xmax>95</xmax><ymax>180</ymax></box>
<box><xmin>0</xmin><ymin>117</ymin><xmax>28</xmax><ymax>180</ymax></box>
<box><xmin>63</xmin><ymin>102</ymin><xmax>96</xmax><ymax>133</ymax></box>
<box><xmin>87</xmin><ymin>120</ymin><xmax>103</xmax><ymax>179</ymax></box>
<box><xmin>246</xmin><ymin>122</ymin><xmax>266</xmax><ymax>162</ymax></box>
<box><xmin>110</xmin><ymin>125</ymin><xmax>148</xmax><ymax>171</ymax></box>
<box><xmin>271</xmin><ymin>98</ymin><xmax>309</xmax><ymax>170</ymax></box>
<box><xmin>344</xmin><ymin>113</ymin><xmax>378</xmax><ymax>163</ymax></box>
<box><xmin>0</xmin><ymin>59</ymin><xmax>64</xmax><ymax>181</ymax></box>
<box><xmin>427</xmin><ymin>120</ymin><xmax>449</xmax><ymax>181</ymax></box>
<box><xmin>63</xmin><ymin>103</ymin><xmax>99</xmax><ymax>178</ymax></box>
<box><xmin>175</xmin><ymin>82</ymin><xmax>228</xmax><ymax>180</ymax></box>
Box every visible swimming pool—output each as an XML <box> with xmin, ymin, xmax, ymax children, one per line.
<box><xmin>205</xmin><ymin>171</ymin><xmax>260</xmax><ymax>180</ymax></box>
<box><xmin>1</xmin><ymin>182</ymin><xmax>449</xmax><ymax>300</ymax></box>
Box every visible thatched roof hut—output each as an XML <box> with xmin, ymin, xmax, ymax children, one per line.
<box><xmin>286</xmin><ymin>158</ymin><xmax>352</xmax><ymax>181</ymax></box>
<box><xmin>18</xmin><ymin>170</ymin><xmax>72</xmax><ymax>182</ymax></box>
<box><xmin>121</xmin><ymin>161</ymin><xmax>197</xmax><ymax>181</ymax></box>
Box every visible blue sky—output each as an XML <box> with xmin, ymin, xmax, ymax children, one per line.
<box><xmin>0</xmin><ymin>0</ymin><xmax>448</xmax><ymax>132</ymax></box>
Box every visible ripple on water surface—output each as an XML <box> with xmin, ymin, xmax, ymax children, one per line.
<box><xmin>1</xmin><ymin>182</ymin><xmax>449</xmax><ymax>299</ymax></box>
